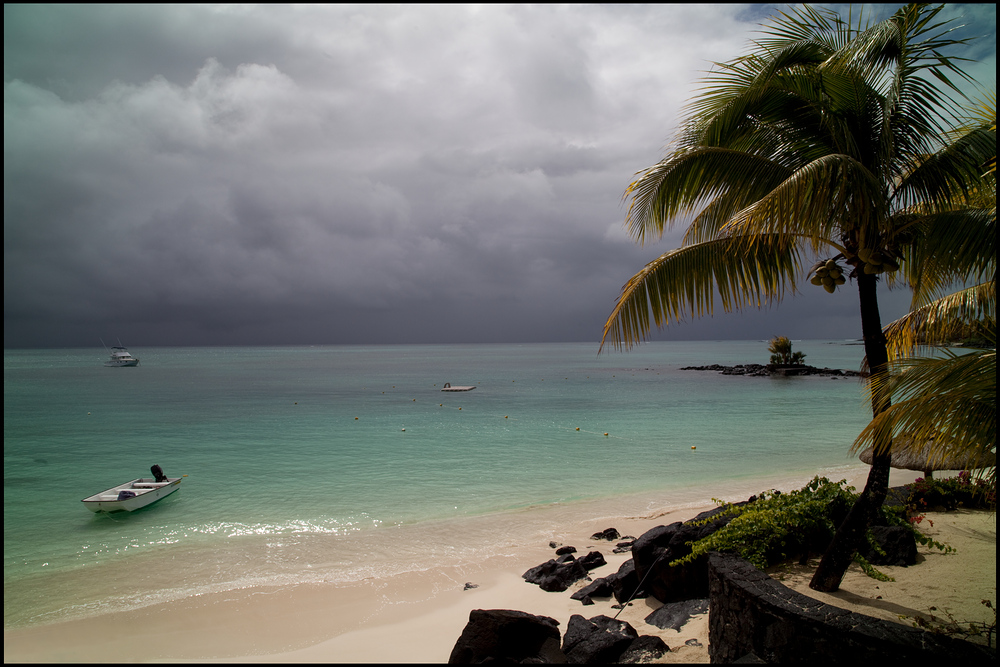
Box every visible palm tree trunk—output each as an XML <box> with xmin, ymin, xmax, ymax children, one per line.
<box><xmin>810</xmin><ymin>271</ymin><xmax>893</xmax><ymax>592</ymax></box>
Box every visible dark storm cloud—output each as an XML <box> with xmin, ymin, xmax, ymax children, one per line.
<box><xmin>4</xmin><ymin>4</ymin><xmax>994</xmax><ymax>348</ymax></box>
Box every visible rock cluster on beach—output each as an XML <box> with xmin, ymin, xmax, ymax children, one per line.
<box><xmin>450</xmin><ymin>486</ymin><xmax>937</xmax><ymax>663</ymax></box>
<box><xmin>681</xmin><ymin>363</ymin><xmax>863</xmax><ymax>377</ymax></box>
<box><xmin>448</xmin><ymin>609</ymin><xmax>671</xmax><ymax>664</ymax></box>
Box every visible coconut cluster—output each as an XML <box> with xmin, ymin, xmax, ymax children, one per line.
<box><xmin>810</xmin><ymin>259</ymin><xmax>846</xmax><ymax>293</ymax></box>
<box><xmin>810</xmin><ymin>246</ymin><xmax>902</xmax><ymax>293</ymax></box>
<box><xmin>854</xmin><ymin>247</ymin><xmax>901</xmax><ymax>274</ymax></box>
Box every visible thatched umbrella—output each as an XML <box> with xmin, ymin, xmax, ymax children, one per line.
<box><xmin>859</xmin><ymin>437</ymin><xmax>997</xmax><ymax>479</ymax></box>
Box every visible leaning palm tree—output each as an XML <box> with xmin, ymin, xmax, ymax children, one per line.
<box><xmin>855</xmin><ymin>93</ymin><xmax>996</xmax><ymax>484</ymax></box>
<box><xmin>601</xmin><ymin>4</ymin><xmax>996</xmax><ymax>591</ymax></box>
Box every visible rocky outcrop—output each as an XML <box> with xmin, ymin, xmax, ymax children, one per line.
<box><xmin>449</xmin><ymin>610</ymin><xmax>670</xmax><ymax>664</ymax></box>
<box><xmin>562</xmin><ymin>614</ymin><xmax>638</xmax><ymax>663</ymax></box>
<box><xmin>562</xmin><ymin>614</ymin><xmax>670</xmax><ymax>664</ymax></box>
<box><xmin>644</xmin><ymin>598</ymin><xmax>709</xmax><ymax>631</ymax></box>
<box><xmin>590</xmin><ymin>527</ymin><xmax>621</xmax><ymax>541</ymax></box>
<box><xmin>570</xmin><ymin>577</ymin><xmax>614</xmax><ymax>605</ymax></box>
<box><xmin>448</xmin><ymin>609</ymin><xmax>563</xmax><ymax>664</ymax></box>
<box><xmin>578</xmin><ymin>550</ymin><xmax>607</xmax><ymax>571</ymax></box>
<box><xmin>523</xmin><ymin>555</ymin><xmax>590</xmax><ymax>593</ymax></box>
<box><xmin>859</xmin><ymin>525</ymin><xmax>917</xmax><ymax>566</ymax></box>
<box><xmin>681</xmin><ymin>363</ymin><xmax>862</xmax><ymax>377</ymax></box>
<box><xmin>523</xmin><ymin>548</ymin><xmax>608</xmax><ymax>594</ymax></box>
<box><xmin>631</xmin><ymin>502</ymin><xmax>749</xmax><ymax>603</ymax></box>
<box><xmin>618</xmin><ymin>634</ymin><xmax>671</xmax><ymax>663</ymax></box>
<box><xmin>707</xmin><ymin>553</ymin><xmax>995</xmax><ymax>663</ymax></box>
<box><xmin>605</xmin><ymin>558</ymin><xmax>642</xmax><ymax>604</ymax></box>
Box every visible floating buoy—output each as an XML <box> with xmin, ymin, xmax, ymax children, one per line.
<box><xmin>402</xmin><ymin>428</ymin><xmax>406</xmax><ymax>432</ymax></box>
<box><xmin>691</xmin><ymin>446</ymin><xmax>696</xmax><ymax>450</ymax></box>
<box><xmin>604</xmin><ymin>432</ymin><xmax>609</xmax><ymax>437</ymax></box>
<box><xmin>576</xmin><ymin>427</ymin><xmax>580</xmax><ymax>431</ymax></box>
<box><xmin>505</xmin><ymin>415</ymin><xmax>508</xmax><ymax>418</ymax></box>
<box><xmin>294</xmin><ymin>402</ymin><xmax>298</xmax><ymax>405</ymax></box>
<box><xmin>458</xmin><ymin>407</ymin><xmax>462</xmax><ymax>410</ymax></box>
<box><xmin>413</xmin><ymin>399</ymin><xmax>416</xmax><ymax>401</ymax></box>
<box><xmin>88</xmin><ymin>412</ymin><xmax>91</xmax><ymax>415</ymax></box>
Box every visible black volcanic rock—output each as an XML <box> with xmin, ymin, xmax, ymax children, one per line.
<box><xmin>571</xmin><ymin>577</ymin><xmax>614</xmax><ymax>602</ymax></box>
<box><xmin>860</xmin><ymin>525</ymin><xmax>917</xmax><ymax>566</ymax></box>
<box><xmin>523</xmin><ymin>557</ymin><xmax>589</xmax><ymax>592</ymax></box>
<box><xmin>681</xmin><ymin>363</ymin><xmax>861</xmax><ymax>377</ymax></box>
<box><xmin>562</xmin><ymin>614</ymin><xmax>638</xmax><ymax>664</ymax></box>
<box><xmin>448</xmin><ymin>609</ymin><xmax>563</xmax><ymax>664</ymax></box>
<box><xmin>590</xmin><ymin>527</ymin><xmax>621</xmax><ymax>541</ymax></box>
<box><xmin>619</xmin><ymin>635</ymin><xmax>671</xmax><ymax>663</ymax></box>
<box><xmin>578</xmin><ymin>550</ymin><xmax>607</xmax><ymax>571</ymax></box>
<box><xmin>645</xmin><ymin>599</ymin><xmax>710</xmax><ymax>630</ymax></box>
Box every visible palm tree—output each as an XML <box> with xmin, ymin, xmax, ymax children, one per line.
<box><xmin>854</xmin><ymin>93</ymin><xmax>996</xmax><ymax>483</ymax></box>
<box><xmin>601</xmin><ymin>4</ymin><xmax>995</xmax><ymax>591</ymax></box>
<box><xmin>768</xmin><ymin>336</ymin><xmax>807</xmax><ymax>366</ymax></box>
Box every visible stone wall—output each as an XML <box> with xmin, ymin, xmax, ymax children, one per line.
<box><xmin>707</xmin><ymin>552</ymin><xmax>995</xmax><ymax>663</ymax></box>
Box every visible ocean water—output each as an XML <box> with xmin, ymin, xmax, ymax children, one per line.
<box><xmin>4</xmin><ymin>341</ymin><xmax>874</xmax><ymax>629</ymax></box>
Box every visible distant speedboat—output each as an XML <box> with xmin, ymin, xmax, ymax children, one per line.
<box><xmin>82</xmin><ymin>465</ymin><xmax>182</xmax><ymax>513</ymax></box>
<box><xmin>105</xmin><ymin>346</ymin><xmax>139</xmax><ymax>367</ymax></box>
<box><xmin>441</xmin><ymin>382</ymin><xmax>476</xmax><ymax>392</ymax></box>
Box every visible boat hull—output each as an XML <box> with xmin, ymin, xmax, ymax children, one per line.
<box><xmin>82</xmin><ymin>477</ymin><xmax>181</xmax><ymax>512</ymax></box>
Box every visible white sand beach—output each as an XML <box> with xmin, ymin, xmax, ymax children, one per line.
<box><xmin>4</xmin><ymin>469</ymin><xmax>995</xmax><ymax>663</ymax></box>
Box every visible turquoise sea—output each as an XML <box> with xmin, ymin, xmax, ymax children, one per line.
<box><xmin>4</xmin><ymin>341</ymin><xmax>875</xmax><ymax>630</ymax></box>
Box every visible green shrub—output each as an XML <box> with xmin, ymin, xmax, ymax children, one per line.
<box><xmin>906</xmin><ymin>471</ymin><xmax>996</xmax><ymax>512</ymax></box>
<box><xmin>672</xmin><ymin>476</ymin><xmax>952</xmax><ymax>579</ymax></box>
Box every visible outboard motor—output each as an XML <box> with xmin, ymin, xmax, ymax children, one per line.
<box><xmin>151</xmin><ymin>464</ymin><xmax>167</xmax><ymax>483</ymax></box>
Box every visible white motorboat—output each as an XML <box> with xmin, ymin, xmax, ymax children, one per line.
<box><xmin>105</xmin><ymin>346</ymin><xmax>139</xmax><ymax>367</ymax></box>
<box><xmin>441</xmin><ymin>382</ymin><xmax>476</xmax><ymax>392</ymax></box>
<box><xmin>82</xmin><ymin>465</ymin><xmax>182</xmax><ymax>512</ymax></box>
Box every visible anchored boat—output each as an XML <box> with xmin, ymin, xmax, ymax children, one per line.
<box><xmin>441</xmin><ymin>382</ymin><xmax>476</xmax><ymax>392</ymax></box>
<box><xmin>101</xmin><ymin>338</ymin><xmax>140</xmax><ymax>367</ymax></box>
<box><xmin>105</xmin><ymin>346</ymin><xmax>140</xmax><ymax>367</ymax></box>
<box><xmin>82</xmin><ymin>465</ymin><xmax>182</xmax><ymax>512</ymax></box>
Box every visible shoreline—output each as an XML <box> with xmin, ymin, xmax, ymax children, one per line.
<box><xmin>5</xmin><ymin>467</ymin><xmax>995</xmax><ymax>663</ymax></box>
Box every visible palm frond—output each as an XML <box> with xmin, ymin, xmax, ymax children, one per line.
<box><xmin>754</xmin><ymin>4</ymin><xmax>858</xmax><ymax>54</ymax></box>
<box><xmin>854</xmin><ymin>346</ymin><xmax>996</xmax><ymax>480</ymax></box>
<box><xmin>721</xmin><ymin>153</ymin><xmax>884</xmax><ymax>251</ymax></box>
<box><xmin>903</xmin><ymin>207</ymin><xmax>996</xmax><ymax>306</ymax></box>
<box><xmin>883</xmin><ymin>283</ymin><xmax>996</xmax><ymax>358</ymax></box>
<box><xmin>623</xmin><ymin>148</ymin><xmax>791</xmax><ymax>245</ymax></box>
<box><xmin>600</xmin><ymin>234</ymin><xmax>808</xmax><ymax>352</ymax></box>
<box><xmin>896</xmin><ymin>124</ymin><xmax>997</xmax><ymax>210</ymax></box>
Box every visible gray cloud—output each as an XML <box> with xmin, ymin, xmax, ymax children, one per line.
<box><xmin>4</xmin><ymin>4</ymin><xmax>993</xmax><ymax>348</ymax></box>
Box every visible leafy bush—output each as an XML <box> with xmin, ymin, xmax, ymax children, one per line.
<box><xmin>906</xmin><ymin>471</ymin><xmax>996</xmax><ymax>512</ymax></box>
<box><xmin>671</xmin><ymin>477</ymin><xmax>951</xmax><ymax>578</ymax></box>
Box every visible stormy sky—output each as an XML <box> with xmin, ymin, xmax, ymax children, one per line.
<box><xmin>4</xmin><ymin>4</ymin><xmax>996</xmax><ymax>349</ymax></box>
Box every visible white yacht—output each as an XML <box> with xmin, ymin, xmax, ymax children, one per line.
<box><xmin>105</xmin><ymin>346</ymin><xmax>140</xmax><ymax>367</ymax></box>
